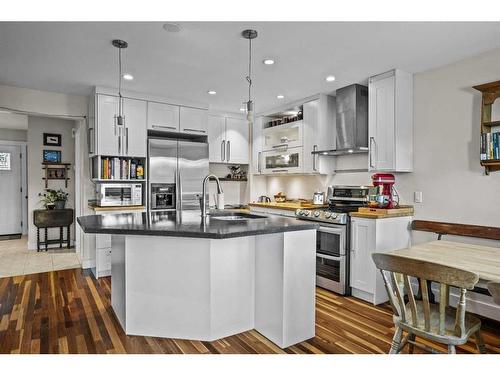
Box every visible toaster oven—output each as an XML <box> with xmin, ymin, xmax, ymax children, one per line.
<box><xmin>96</xmin><ymin>183</ymin><xmax>143</xmax><ymax>207</ymax></box>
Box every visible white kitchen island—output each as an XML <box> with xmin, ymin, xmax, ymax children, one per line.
<box><xmin>77</xmin><ymin>211</ymin><xmax>318</xmax><ymax>348</ymax></box>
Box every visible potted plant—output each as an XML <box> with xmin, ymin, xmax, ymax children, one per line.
<box><xmin>39</xmin><ymin>189</ymin><xmax>68</xmax><ymax>210</ymax></box>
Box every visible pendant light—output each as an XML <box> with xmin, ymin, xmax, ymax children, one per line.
<box><xmin>242</xmin><ymin>29</ymin><xmax>258</xmax><ymax>123</ymax></box>
<box><xmin>112</xmin><ymin>39</ymin><xmax>128</xmax><ymax>126</ymax></box>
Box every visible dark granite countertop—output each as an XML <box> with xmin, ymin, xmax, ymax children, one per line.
<box><xmin>77</xmin><ymin>210</ymin><xmax>318</xmax><ymax>239</ymax></box>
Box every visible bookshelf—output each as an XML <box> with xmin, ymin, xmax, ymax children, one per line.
<box><xmin>473</xmin><ymin>80</ymin><xmax>500</xmax><ymax>175</ymax></box>
<box><xmin>90</xmin><ymin>155</ymin><xmax>146</xmax><ymax>182</ymax></box>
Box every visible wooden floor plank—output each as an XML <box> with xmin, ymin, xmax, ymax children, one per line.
<box><xmin>0</xmin><ymin>268</ymin><xmax>499</xmax><ymax>354</ymax></box>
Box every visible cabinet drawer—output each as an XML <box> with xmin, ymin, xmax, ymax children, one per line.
<box><xmin>96</xmin><ymin>234</ymin><xmax>111</xmax><ymax>249</ymax></box>
<box><xmin>97</xmin><ymin>247</ymin><xmax>112</xmax><ymax>270</ymax></box>
<box><xmin>147</xmin><ymin>102</ymin><xmax>180</xmax><ymax>132</ymax></box>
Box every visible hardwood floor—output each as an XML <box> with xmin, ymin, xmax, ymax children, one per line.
<box><xmin>0</xmin><ymin>268</ymin><xmax>499</xmax><ymax>354</ymax></box>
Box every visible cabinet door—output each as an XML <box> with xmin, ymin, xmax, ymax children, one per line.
<box><xmin>369</xmin><ymin>74</ymin><xmax>395</xmax><ymax>171</ymax></box>
<box><xmin>208</xmin><ymin>115</ymin><xmax>226</xmax><ymax>163</ymax></box>
<box><xmin>350</xmin><ymin>218</ymin><xmax>376</xmax><ymax>294</ymax></box>
<box><xmin>123</xmin><ymin>98</ymin><xmax>147</xmax><ymax>157</ymax></box>
<box><xmin>147</xmin><ymin>102</ymin><xmax>179</xmax><ymax>132</ymax></box>
<box><xmin>225</xmin><ymin>117</ymin><xmax>249</xmax><ymax>164</ymax></box>
<box><xmin>252</xmin><ymin>117</ymin><xmax>264</xmax><ymax>174</ymax></box>
<box><xmin>96</xmin><ymin>94</ymin><xmax>120</xmax><ymax>156</ymax></box>
<box><xmin>180</xmin><ymin>107</ymin><xmax>208</xmax><ymax>135</ymax></box>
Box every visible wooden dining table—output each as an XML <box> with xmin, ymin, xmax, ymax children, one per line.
<box><xmin>389</xmin><ymin>240</ymin><xmax>500</xmax><ymax>283</ymax></box>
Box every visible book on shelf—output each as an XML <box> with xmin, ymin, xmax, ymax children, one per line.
<box><xmin>99</xmin><ymin>157</ymin><xmax>144</xmax><ymax>180</ymax></box>
<box><xmin>481</xmin><ymin>131</ymin><xmax>500</xmax><ymax>161</ymax></box>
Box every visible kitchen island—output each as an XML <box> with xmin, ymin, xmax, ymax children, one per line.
<box><xmin>77</xmin><ymin>210</ymin><xmax>318</xmax><ymax>348</ymax></box>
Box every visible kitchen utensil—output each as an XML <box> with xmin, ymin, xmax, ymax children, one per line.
<box><xmin>258</xmin><ymin>195</ymin><xmax>271</xmax><ymax>203</ymax></box>
<box><xmin>313</xmin><ymin>191</ymin><xmax>325</xmax><ymax>205</ymax></box>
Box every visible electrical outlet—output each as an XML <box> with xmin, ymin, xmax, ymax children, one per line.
<box><xmin>414</xmin><ymin>191</ymin><xmax>423</xmax><ymax>203</ymax></box>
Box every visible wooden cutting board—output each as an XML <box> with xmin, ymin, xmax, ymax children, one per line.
<box><xmin>357</xmin><ymin>205</ymin><xmax>414</xmax><ymax>215</ymax></box>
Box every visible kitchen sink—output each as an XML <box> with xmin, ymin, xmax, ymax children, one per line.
<box><xmin>210</xmin><ymin>213</ymin><xmax>267</xmax><ymax>221</ymax></box>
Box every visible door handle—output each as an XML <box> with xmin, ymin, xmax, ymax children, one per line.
<box><xmin>87</xmin><ymin>127</ymin><xmax>95</xmax><ymax>154</ymax></box>
<box><xmin>183</xmin><ymin>128</ymin><xmax>206</xmax><ymax>133</ymax></box>
<box><xmin>221</xmin><ymin>140</ymin><xmax>226</xmax><ymax>162</ymax></box>
<box><xmin>313</xmin><ymin>145</ymin><xmax>318</xmax><ymax>171</ymax></box>
<box><xmin>272</xmin><ymin>169</ymin><xmax>288</xmax><ymax>173</ymax></box>
<box><xmin>126</xmin><ymin>127</ymin><xmax>129</xmax><ymax>155</ymax></box>
<box><xmin>369</xmin><ymin>137</ymin><xmax>376</xmax><ymax>169</ymax></box>
<box><xmin>258</xmin><ymin>151</ymin><xmax>262</xmax><ymax>173</ymax></box>
<box><xmin>152</xmin><ymin>125</ymin><xmax>177</xmax><ymax>130</ymax></box>
<box><xmin>227</xmin><ymin>141</ymin><xmax>231</xmax><ymax>162</ymax></box>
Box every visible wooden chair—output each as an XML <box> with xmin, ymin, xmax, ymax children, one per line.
<box><xmin>372</xmin><ymin>253</ymin><xmax>487</xmax><ymax>354</ymax></box>
<box><xmin>487</xmin><ymin>282</ymin><xmax>500</xmax><ymax>305</ymax></box>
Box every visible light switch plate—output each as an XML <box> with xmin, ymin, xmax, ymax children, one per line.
<box><xmin>414</xmin><ymin>191</ymin><xmax>423</xmax><ymax>203</ymax></box>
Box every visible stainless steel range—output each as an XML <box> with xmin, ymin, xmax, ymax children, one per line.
<box><xmin>295</xmin><ymin>185</ymin><xmax>375</xmax><ymax>295</ymax></box>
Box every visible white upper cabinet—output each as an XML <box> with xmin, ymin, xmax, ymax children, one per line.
<box><xmin>225</xmin><ymin>117</ymin><xmax>249</xmax><ymax>164</ymax></box>
<box><xmin>180</xmin><ymin>106</ymin><xmax>208</xmax><ymax>135</ymax></box>
<box><xmin>368</xmin><ymin>69</ymin><xmax>413</xmax><ymax>172</ymax></box>
<box><xmin>96</xmin><ymin>94</ymin><xmax>120</xmax><ymax>156</ymax></box>
<box><xmin>208</xmin><ymin>115</ymin><xmax>249</xmax><ymax>164</ymax></box>
<box><xmin>123</xmin><ymin>98</ymin><xmax>147</xmax><ymax>157</ymax></box>
<box><xmin>147</xmin><ymin>102</ymin><xmax>180</xmax><ymax>132</ymax></box>
<box><xmin>208</xmin><ymin>115</ymin><xmax>226</xmax><ymax>162</ymax></box>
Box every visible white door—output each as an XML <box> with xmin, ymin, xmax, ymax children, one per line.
<box><xmin>179</xmin><ymin>107</ymin><xmax>208</xmax><ymax>135</ymax></box>
<box><xmin>208</xmin><ymin>115</ymin><xmax>226</xmax><ymax>163</ymax></box>
<box><xmin>97</xmin><ymin>94</ymin><xmax>120</xmax><ymax>156</ymax></box>
<box><xmin>147</xmin><ymin>102</ymin><xmax>180</xmax><ymax>132</ymax></box>
<box><xmin>123</xmin><ymin>98</ymin><xmax>147</xmax><ymax>157</ymax></box>
<box><xmin>225</xmin><ymin>117</ymin><xmax>249</xmax><ymax>164</ymax></box>
<box><xmin>350</xmin><ymin>218</ymin><xmax>376</xmax><ymax>294</ymax></box>
<box><xmin>369</xmin><ymin>74</ymin><xmax>395</xmax><ymax>171</ymax></box>
<box><xmin>0</xmin><ymin>145</ymin><xmax>22</xmax><ymax>235</ymax></box>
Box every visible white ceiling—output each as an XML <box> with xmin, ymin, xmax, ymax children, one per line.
<box><xmin>1</xmin><ymin>22</ymin><xmax>500</xmax><ymax>113</ymax></box>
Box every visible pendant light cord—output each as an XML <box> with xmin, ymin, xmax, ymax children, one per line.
<box><xmin>118</xmin><ymin>46</ymin><xmax>123</xmax><ymax>116</ymax></box>
<box><xmin>246</xmin><ymin>37</ymin><xmax>252</xmax><ymax>103</ymax></box>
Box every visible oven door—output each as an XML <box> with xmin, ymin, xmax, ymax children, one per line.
<box><xmin>316</xmin><ymin>224</ymin><xmax>346</xmax><ymax>257</ymax></box>
<box><xmin>316</xmin><ymin>253</ymin><xmax>346</xmax><ymax>295</ymax></box>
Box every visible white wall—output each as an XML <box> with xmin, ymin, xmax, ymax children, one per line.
<box><xmin>0</xmin><ymin>128</ymin><xmax>27</xmax><ymax>142</ymax></box>
<box><xmin>27</xmin><ymin>116</ymin><xmax>76</xmax><ymax>249</ymax></box>
<box><xmin>257</xmin><ymin>47</ymin><xmax>500</xmax><ymax>246</ymax></box>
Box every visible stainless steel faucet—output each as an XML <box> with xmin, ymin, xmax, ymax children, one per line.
<box><xmin>201</xmin><ymin>174</ymin><xmax>223</xmax><ymax>218</ymax></box>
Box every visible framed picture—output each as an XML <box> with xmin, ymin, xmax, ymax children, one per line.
<box><xmin>43</xmin><ymin>150</ymin><xmax>61</xmax><ymax>164</ymax></box>
<box><xmin>43</xmin><ymin>133</ymin><xmax>61</xmax><ymax>146</ymax></box>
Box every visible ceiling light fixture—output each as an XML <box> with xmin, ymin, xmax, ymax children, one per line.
<box><xmin>239</xmin><ymin>107</ymin><xmax>246</xmax><ymax>112</ymax></box>
<box><xmin>326</xmin><ymin>75</ymin><xmax>336</xmax><ymax>82</ymax></box>
<box><xmin>163</xmin><ymin>23</ymin><xmax>181</xmax><ymax>33</ymax></box>
<box><xmin>277</xmin><ymin>95</ymin><xmax>284</xmax><ymax>99</ymax></box>
<box><xmin>123</xmin><ymin>73</ymin><xmax>134</xmax><ymax>81</ymax></box>
<box><xmin>263</xmin><ymin>59</ymin><xmax>275</xmax><ymax>65</ymax></box>
<box><xmin>112</xmin><ymin>39</ymin><xmax>128</xmax><ymax>126</ymax></box>
<box><xmin>242</xmin><ymin>29</ymin><xmax>258</xmax><ymax>124</ymax></box>
<box><xmin>207</xmin><ymin>90</ymin><xmax>217</xmax><ymax>95</ymax></box>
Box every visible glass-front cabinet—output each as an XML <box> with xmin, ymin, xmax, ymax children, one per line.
<box><xmin>261</xmin><ymin>146</ymin><xmax>303</xmax><ymax>174</ymax></box>
<box><xmin>262</xmin><ymin>121</ymin><xmax>303</xmax><ymax>150</ymax></box>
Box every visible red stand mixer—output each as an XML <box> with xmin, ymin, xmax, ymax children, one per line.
<box><xmin>371</xmin><ymin>173</ymin><xmax>398</xmax><ymax>209</ymax></box>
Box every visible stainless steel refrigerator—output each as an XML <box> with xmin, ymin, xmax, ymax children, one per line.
<box><xmin>148</xmin><ymin>137</ymin><xmax>209</xmax><ymax>211</ymax></box>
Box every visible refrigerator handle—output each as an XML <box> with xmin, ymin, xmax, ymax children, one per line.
<box><xmin>177</xmin><ymin>168</ymin><xmax>182</xmax><ymax>212</ymax></box>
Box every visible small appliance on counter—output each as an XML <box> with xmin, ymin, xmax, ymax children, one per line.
<box><xmin>257</xmin><ymin>195</ymin><xmax>271</xmax><ymax>203</ymax></box>
<box><xmin>95</xmin><ymin>183</ymin><xmax>143</xmax><ymax>207</ymax></box>
<box><xmin>274</xmin><ymin>192</ymin><xmax>286</xmax><ymax>203</ymax></box>
<box><xmin>370</xmin><ymin>173</ymin><xmax>399</xmax><ymax>208</ymax></box>
<box><xmin>313</xmin><ymin>191</ymin><xmax>325</xmax><ymax>205</ymax></box>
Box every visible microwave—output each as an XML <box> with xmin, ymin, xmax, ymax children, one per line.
<box><xmin>261</xmin><ymin>146</ymin><xmax>304</xmax><ymax>174</ymax></box>
<box><xmin>96</xmin><ymin>183</ymin><xmax>143</xmax><ymax>206</ymax></box>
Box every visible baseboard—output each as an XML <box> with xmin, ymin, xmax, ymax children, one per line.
<box><xmin>81</xmin><ymin>258</ymin><xmax>95</xmax><ymax>269</ymax></box>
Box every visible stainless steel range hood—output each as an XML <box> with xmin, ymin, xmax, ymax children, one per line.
<box><xmin>312</xmin><ymin>83</ymin><xmax>368</xmax><ymax>156</ymax></box>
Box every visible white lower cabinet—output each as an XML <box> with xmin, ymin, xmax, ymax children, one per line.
<box><xmin>249</xmin><ymin>206</ymin><xmax>296</xmax><ymax>218</ymax></box>
<box><xmin>350</xmin><ymin>216</ymin><xmax>412</xmax><ymax>305</ymax></box>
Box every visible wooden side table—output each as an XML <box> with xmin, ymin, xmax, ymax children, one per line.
<box><xmin>33</xmin><ymin>208</ymin><xmax>74</xmax><ymax>251</ymax></box>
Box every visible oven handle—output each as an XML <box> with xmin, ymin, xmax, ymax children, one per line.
<box><xmin>316</xmin><ymin>252</ymin><xmax>344</xmax><ymax>261</ymax></box>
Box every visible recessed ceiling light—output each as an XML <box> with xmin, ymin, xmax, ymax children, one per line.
<box><xmin>123</xmin><ymin>74</ymin><xmax>134</xmax><ymax>81</ymax></box>
<box><xmin>325</xmin><ymin>75</ymin><xmax>336</xmax><ymax>82</ymax></box>
<box><xmin>207</xmin><ymin>90</ymin><xmax>217</xmax><ymax>95</ymax></box>
<box><xmin>263</xmin><ymin>59</ymin><xmax>275</xmax><ymax>65</ymax></box>
<box><xmin>163</xmin><ymin>23</ymin><xmax>181</xmax><ymax>33</ymax></box>
<box><xmin>277</xmin><ymin>95</ymin><xmax>285</xmax><ymax>99</ymax></box>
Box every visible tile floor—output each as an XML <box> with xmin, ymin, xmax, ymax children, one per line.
<box><xmin>0</xmin><ymin>236</ymin><xmax>80</xmax><ymax>277</ymax></box>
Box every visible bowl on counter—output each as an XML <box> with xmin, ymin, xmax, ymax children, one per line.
<box><xmin>274</xmin><ymin>192</ymin><xmax>287</xmax><ymax>203</ymax></box>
